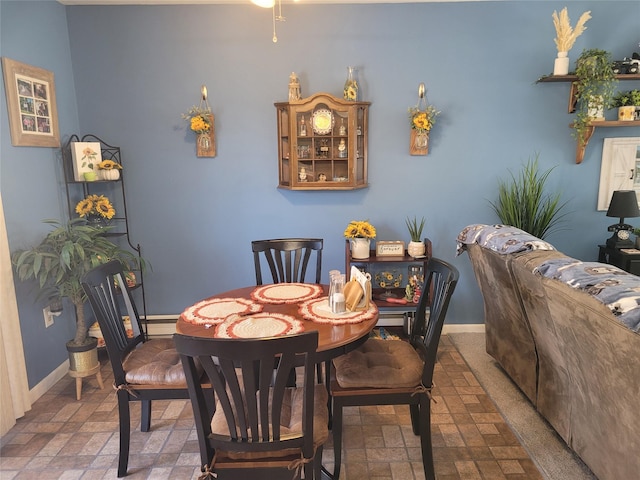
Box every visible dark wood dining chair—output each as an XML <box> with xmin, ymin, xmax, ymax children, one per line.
<box><xmin>173</xmin><ymin>331</ymin><xmax>329</xmax><ymax>480</ymax></box>
<box><xmin>330</xmin><ymin>257</ymin><xmax>459</xmax><ymax>480</ymax></box>
<box><xmin>252</xmin><ymin>237</ymin><xmax>326</xmax><ymax>386</ymax></box>
<box><xmin>251</xmin><ymin>238</ymin><xmax>323</xmax><ymax>285</ymax></box>
<box><xmin>82</xmin><ymin>260</ymin><xmax>193</xmax><ymax>477</ymax></box>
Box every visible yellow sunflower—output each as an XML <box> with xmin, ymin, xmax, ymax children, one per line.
<box><xmin>97</xmin><ymin>159</ymin><xmax>122</xmax><ymax>170</ymax></box>
<box><xmin>75</xmin><ymin>194</ymin><xmax>115</xmax><ymax>219</ymax></box>
<box><xmin>95</xmin><ymin>198</ymin><xmax>115</xmax><ymax>219</ymax></box>
<box><xmin>75</xmin><ymin>198</ymin><xmax>93</xmax><ymax>216</ymax></box>
<box><xmin>408</xmin><ymin>104</ymin><xmax>440</xmax><ymax>133</ymax></box>
<box><xmin>190</xmin><ymin>115</ymin><xmax>210</xmax><ymax>133</ymax></box>
<box><xmin>344</xmin><ymin>220</ymin><xmax>377</xmax><ymax>239</ymax></box>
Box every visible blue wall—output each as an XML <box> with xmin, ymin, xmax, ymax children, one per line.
<box><xmin>1</xmin><ymin>0</ymin><xmax>80</xmax><ymax>387</ymax></box>
<box><xmin>2</xmin><ymin>0</ymin><xmax>639</xmax><ymax>387</ymax></box>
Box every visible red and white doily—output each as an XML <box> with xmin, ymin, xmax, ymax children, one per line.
<box><xmin>298</xmin><ymin>297</ymin><xmax>378</xmax><ymax>325</ymax></box>
<box><xmin>181</xmin><ymin>297</ymin><xmax>263</xmax><ymax>325</ymax></box>
<box><xmin>251</xmin><ymin>283</ymin><xmax>323</xmax><ymax>304</ymax></box>
<box><xmin>215</xmin><ymin>313</ymin><xmax>304</xmax><ymax>338</ymax></box>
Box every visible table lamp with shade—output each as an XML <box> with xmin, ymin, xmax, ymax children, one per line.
<box><xmin>606</xmin><ymin>190</ymin><xmax>640</xmax><ymax>248</ymax></box>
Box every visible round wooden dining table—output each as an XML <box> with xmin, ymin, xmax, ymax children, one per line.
<box><xmin>175</xmin><ymin>284</ymin><xmax>379</xmax><ymax>363</ymax></box>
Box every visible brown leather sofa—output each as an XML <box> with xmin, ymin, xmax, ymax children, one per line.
<box><xmin>458</xmin><ymin>224</ymin><xmax>640</xmax><ymax>480</ymax></box>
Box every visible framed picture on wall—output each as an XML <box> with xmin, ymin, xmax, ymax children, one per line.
<box><xmin>597</xmin><ymin>137</ymin><xmax>640</xmax><ymax>211</ymax></box>
<box><xmin>1</xmin><ymin>57</ymin><xmax>60</xmax><ymax>147</ymax></box>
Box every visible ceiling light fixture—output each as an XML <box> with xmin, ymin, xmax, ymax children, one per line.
<box><xmin>252</xmin><ymin>0</ymin><xmax>285</xmax><ymax>43</ymax></box>
<box><xmin>251</xmin><ymin>0</ymin><xmax>275</xmax><ymax>7</ymax></box>
<box><xmin>271</xmin><ymin>0</ymin><xmax>285</xmax><ymax>43</ymax></box>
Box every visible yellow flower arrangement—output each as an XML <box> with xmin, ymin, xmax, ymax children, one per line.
<box><xmin>96</xmin><ymin>159</ymin><xmax>122</xmax><ymax>170</ymax></box>
<box><xmin>75</xmin><ymin>194</ymin><xmax>115</xmax><ymax>220</ymax></box>
<box><xmin>344</xmin><ymin>220</ymin><xmax>376</xmax><ymax>239</ymax></box>
<box><xmin>182</xmin><ymin>106</ymin><xmax>212</xmax><ymax>134</ymax></box>
<box><xmin>408</xmin><ymin>104</ymin><xmax>440</xmax><ymax>133</ymax></box>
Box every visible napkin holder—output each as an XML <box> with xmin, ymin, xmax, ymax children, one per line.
<box><xmin>344</xmin><ymin>266</ymin><xmax>372</xmax><ymax>312</ymax></box>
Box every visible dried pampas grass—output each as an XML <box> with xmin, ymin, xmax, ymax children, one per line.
<box><xmin>553</xmin><ymin>7</ymin><xmax>591</xmax><ymax>52</ymax></box>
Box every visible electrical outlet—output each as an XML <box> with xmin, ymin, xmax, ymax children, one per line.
<box><xmin>43</xmin><ymin>306</ymin><xmax>54</xmax><ymax>328</ymax></box>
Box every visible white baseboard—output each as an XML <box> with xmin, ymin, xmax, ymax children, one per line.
<box><xmin>30</xmin><ymin>359</ymin><xmax>69</xmax><ymax>404</ymax></box>
<box><xmin>443</xmin><ymin>323</ymin><xmax>485</xmax><ymax>334</ymax></box>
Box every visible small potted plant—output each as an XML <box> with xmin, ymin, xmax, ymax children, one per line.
<box><xmin>573</xmin><ymin>48</ymin><xmax>618</xmax><ymax>145</ymax></box>
<box><xmin>633</xmin><ymin>227</ymin><xmax>640</xmax><ymax>249</ymax></box>
<box><xmin>12</xmin><ymin>219</ymin><xmax>145</xmax><ymax>381</ymax></box>
<box><xmin>612</xmin><ymin>89</ymin><xmax>640</xmax><ymax>121</ymax></box>
<box><xmin>344</xmin><ymin>220</ymin><xmax>376</xmax><ymax>259</ymax></box>
<box><xmin>405</xmin><ymin>216</ymin><xmax>426</xmax><ymax>257</ymax></box>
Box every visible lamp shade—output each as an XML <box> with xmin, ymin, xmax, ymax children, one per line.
<box><xmin>251</xmin><ymin>0</ymin><xmax>275</xmax><ymax>7</ymax></box>
<box><xmin>607</xmin><ymin>190</ymin><xmax>640</xmax><ymax>219</ymax></box>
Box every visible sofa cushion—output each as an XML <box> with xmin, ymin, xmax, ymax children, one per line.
<box><xmin>457</xmin><ymin>224</ymin><xmax>555</xmax><ymax>256</ymax></box>
<box><xmin>535</xmin><ymin>257</ymin><xmax>640</xmax><ymax>332</ymax></box>
<box><xmin>333</xmin><ymin>338</ymin><xmax>424</xmax><ymax>388</ymax></box>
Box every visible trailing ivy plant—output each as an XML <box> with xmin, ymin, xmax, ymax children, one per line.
<box><xmin>489</xmin><ymin>155</ymin><xmax>569</xmax><ymax>240</ymax></box>
<box><xmin>573</xmin><ymin>48</ymin><xmax>618</xmax><ymax>145</ymax></box>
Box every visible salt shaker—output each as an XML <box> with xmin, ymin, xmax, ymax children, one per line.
<box><xmin>328</xmin><ymin>269</ymin><xmax>340</xmax><ymax>309</ymax></box>
<box><xmin>332</xmin><ymin>274</ymin><xmax>346</xmax><ymax>314</ymax></box>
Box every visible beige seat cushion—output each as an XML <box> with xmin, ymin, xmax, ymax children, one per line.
<box><xmin>211</xmin><ymin>383</ymin><xmax>329</xmax><ymax>460</ymax></box>
<box><xmin>333</xmin><ymin>338</ymin><xmax>424</xmax><ymax>388</ymax></box>
<box><xmin>123</xmin><ymin>339</ymin><xmax>186</xmax><ymax>385</ymax></box>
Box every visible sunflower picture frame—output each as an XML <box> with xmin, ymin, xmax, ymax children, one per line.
<box><xmin>2</xmin><ymin>57</ymin><xmax>60</xmax><ymax>147</ymax></box>
<box><xmin>70</xmin><ymin>142</ymin><xmax>102</xmax><ymax>181</ymax></box>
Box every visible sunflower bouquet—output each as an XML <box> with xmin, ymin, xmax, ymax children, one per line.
<box><xmin>408</xmin><ymin>104</ymin><xmax>440</xmax><ymax>133</ymax></box>
<box><xmin>75</xmin><ymin>194</ymin><xmax>115</xmax><ymax>220</ymax></box>
<box><xmin>344</xmin><ymin>220</ymin><xmax>376</xmax><ymax>239</ymax></box>
<box><xmin>182</xmin><ymin>106</ymin><xmax>212</xmax><ymax>134</ymax></box>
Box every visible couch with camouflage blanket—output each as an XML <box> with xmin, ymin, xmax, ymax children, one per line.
<box><xmin>457</xmin><ymin>224</ymin><xmax>640</xmax><ymax>480</ymax></box>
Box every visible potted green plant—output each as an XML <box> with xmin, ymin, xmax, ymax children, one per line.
<box><xmin>405</xmin><ymin>216</ymin><xmax>426</xmax><ymax>257</ymax></box>
<box><xmin>573</xmin><ymin>48</ymin><xmax>618</xmax><ymax>145</ymax></box>
<box><xmin>612</xmin><ymin>89</ymin><xmax>640</xmax><ymax>121</ymax></box>
<box><xmin>489</xmin><ymin>155</ymin><xmax>569</xmax><ymax>240</ymax></box>
<box><xmin>12</xmin><ymin>219</ymin><xmax>145</xmax><ymax>372</ymax></box>
<box><xmin>633</xmin><ymin>227</ymin><xmax>640</xmax><ymax>249</ymax></box>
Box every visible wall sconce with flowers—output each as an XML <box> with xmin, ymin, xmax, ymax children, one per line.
<box><xmin>182</xmin><ymin>85</ymin><xmax>216</xmax><ymax>157</ymax></box>
<box><xmin>408</xmin><ymin>83</ymin><xmax>440</xmax><ymax>156</ymax></box>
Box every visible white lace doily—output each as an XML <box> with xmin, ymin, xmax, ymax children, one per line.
<box><xmin>251</xmin><ymin>283</ymin><xmax>323</xmax><ymax>304</ymax></box>
<box><xmin>215</xmin><ymin>313</ymin><xmax>304</xmax><ymax>338</ymax></box>
<box><xmin>298</xmin><ymin>297</ymin><xmax>378</xmax><ymax>325</ymax></box>
<box><xmin>181</xmin><ymin>297</ymin><xmax>263</xmax><ymax>325</ymax></box>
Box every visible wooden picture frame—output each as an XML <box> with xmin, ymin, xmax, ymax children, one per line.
<box><xmin>2</xmin><ymin>57</ymin><xmax>60</xmax><ymax>147</ymax></box>
<box><xmin>376</xmin><ymin>241</ymin><xmax>405</xmax><ymax>256</ymax></box>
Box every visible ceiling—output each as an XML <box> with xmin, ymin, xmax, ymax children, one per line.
<box><xmin>57</xmin><ymin>0</ymin><xmax>491</xmax><ymax>5</ymax></box>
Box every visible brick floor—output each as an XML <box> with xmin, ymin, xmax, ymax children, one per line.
<box><xmin>0</xmin><ymin>335</ymin><xmax>543</xmax><ymax>480</ymax></box>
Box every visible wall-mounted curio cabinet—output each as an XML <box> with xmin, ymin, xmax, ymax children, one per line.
<box><xmin>275</xmin><ymin>92</ymin><xmax>370</xmax><ymax>190</ymax></box>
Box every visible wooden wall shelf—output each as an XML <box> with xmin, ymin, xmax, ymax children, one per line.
<box><xmin>537</xmin><ymin>74</ymin><xmax>640</xmax><ymax>164</ymax></box>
